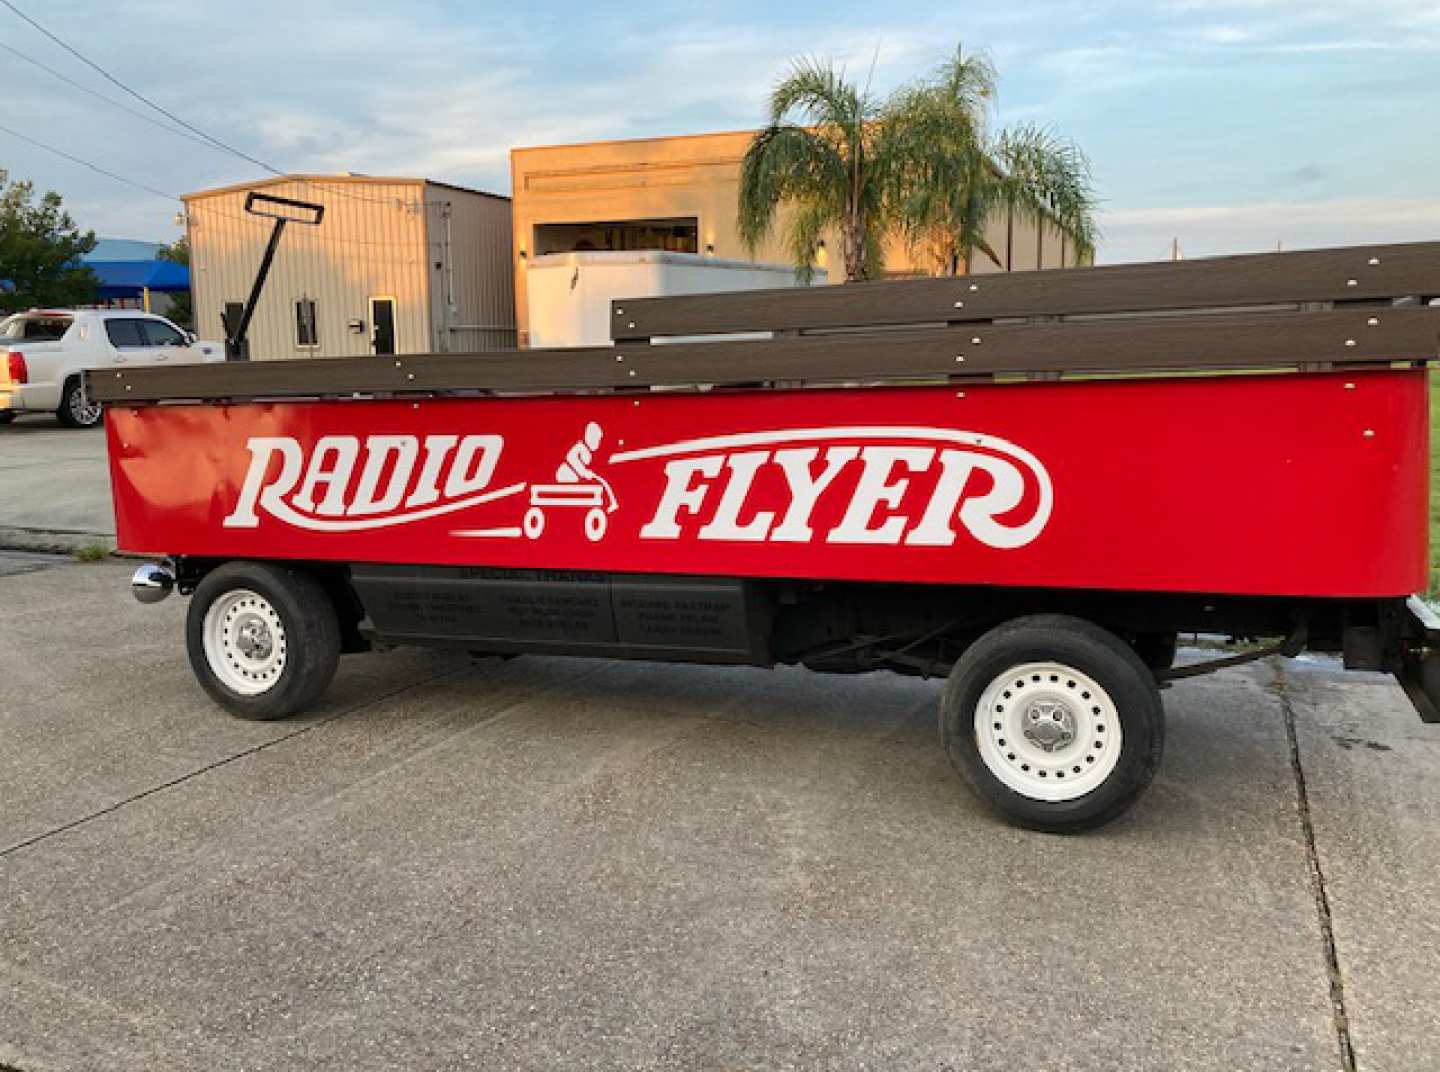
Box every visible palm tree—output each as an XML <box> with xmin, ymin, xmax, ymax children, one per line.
<box><xmin>891</xmin><ymin>47</ymin><xmax>1098</xmax><ymax>274</ymax></box>
<box><xmin>739</xmin><ymin>46</ymin><xmax>1097</xmax><ymax>281</ymax></box>
<box><xmin>737</xmin><ymin>59</ymin><xmax>897</xmax><ymax>283</ymax></box>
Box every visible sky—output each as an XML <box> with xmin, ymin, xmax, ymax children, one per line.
<box><xmin>0</xmin><ymin>0</ymin><xmax>1436</xmax><ymax>264</ymax></box>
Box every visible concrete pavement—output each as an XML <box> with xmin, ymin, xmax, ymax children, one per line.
<box><xmin>0</xmin><ymin>416</ymin><xmax>113</xmax><ymax>551</ymax></box>
<box><xmin>2</xmin><ymin>557</ymin><xmax>1437</xmax><ymax>1070</ymax></box>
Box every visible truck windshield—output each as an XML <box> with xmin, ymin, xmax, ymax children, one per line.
<box><xmin>0</xmin><ymin>315</ymin><xmax>72</xmax><ymax>341</ymax></box>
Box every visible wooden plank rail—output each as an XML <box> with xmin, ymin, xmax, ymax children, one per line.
<box><xmin>610</xmin><ymin>241</ymin><xmax>1440</xmax><ymax>341</ymax></box>
<box><xmin>91</xmin><ymin>307</ymin><xmax>1440</xmax><ymax>405</ymax></box>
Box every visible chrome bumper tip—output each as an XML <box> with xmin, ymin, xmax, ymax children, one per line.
<box><xmin>131</xmin><ymin>562</ymin><xmax>175</xmax><ymax>605</ymax></box>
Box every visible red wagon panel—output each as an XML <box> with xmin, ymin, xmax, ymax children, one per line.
<box><xmin>107</xmin><ymin>369</ymin><xmax>1426</xmax><ymax>599</ymax></box>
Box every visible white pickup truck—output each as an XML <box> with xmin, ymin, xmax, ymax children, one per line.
<box><xmin>0</xmin><ymin>309</ymin><xmax>224</xmax><ymax>428</ymax></box>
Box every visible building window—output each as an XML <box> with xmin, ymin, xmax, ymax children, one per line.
<box><xmin>295</xmin><ymin>298</ymin><xmax>318</xmax><ymax>348</ymax></box>
<box><xmin>534</xmin><ymin>217</ymin><xmax>698</xmax><ymax>256</ymax></box>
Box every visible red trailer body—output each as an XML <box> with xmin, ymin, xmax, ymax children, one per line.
<box><xmin>107</xmin><ymin>369</ymin><xmax>1426</xmax><ymax>599</ymax></box>
<box><xmin>90</xmin><ymin>241</ymin><xmax>1440</xmax><ymax>833</ymax></box>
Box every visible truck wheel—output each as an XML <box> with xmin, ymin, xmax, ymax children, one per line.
<box><xmin>186</xmin><ymin>561</ymin><xmax>341</xmax><ymax>720</ymax></box>
<box><xmin>57</xmin><ymin>377</ymin><xmax>103</xmax><ymax>428</ymax></box>
<box><xmin>941</xmin><ymin>615</ymin><xmax>1165</xmax><ymax>834</ymax></box>
<box><xmin>0</xmin><ymin>413</ymin><xmax>15</xmax><ymax>424</ymax></box>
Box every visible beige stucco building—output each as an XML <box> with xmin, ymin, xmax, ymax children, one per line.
<box><xmin>184</xmin><ymin>175</ymin><xmax>514</xmax><ymax>360</ymax></box>
<box><xmin>511</xmin><ymin>130</ymin><xmax>1080</xmax><ymax>345</ymax></box>
<box><xmin>186</xmin><ymin>138</ymin><xmax>1084</xmax><ymax>357</ymax></box>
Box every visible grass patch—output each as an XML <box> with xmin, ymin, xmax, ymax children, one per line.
<box><xmin>72</xmin><ymin>543</ymin><xmax>111</xmax><ymax>563</ymax></box>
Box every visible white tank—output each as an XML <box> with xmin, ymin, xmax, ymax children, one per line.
<box><xmin>526</xmin><ymin>250</ymin><xmax>824</xmax><ymax>348</ymax></box>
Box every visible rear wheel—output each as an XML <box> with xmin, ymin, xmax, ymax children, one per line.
<box><xmin>56</xmin><ymin>377</ymin><xmax>102</xmax><ymax>428</ymax></box>
<box><xmin>941</xmin><ymin>615</ymin><xmax>1165</xmax><ymax>833</ymax></box>
<box><xmin>0</xmin><ymin>413</ymin><xmax>16</xmax><ymax>424</ymax></box>
<box><xmin>186</xmin><ymin>561</ymin><xmax>341</xmax><ymax>720</ymax></box>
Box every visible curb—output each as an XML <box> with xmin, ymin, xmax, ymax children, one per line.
<box><xmin>0</xmin><ymin>527</ymin><xmax>115</xmax><ymax>557</ymax></box>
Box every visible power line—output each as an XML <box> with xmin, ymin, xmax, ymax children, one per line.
<box><xmin>0</xmin><ymin>0</ymin><xmax>279</xmax><ymax>177</ymax></box>
<box><xmin>0</xmin><ymin>120</ymin><xmax>177</xmax><ymax>202</ymax></box>
<box><xmin>1</xmin><ymin>1</ymin><xmax>450</xmax><ymax>211</ymax></box>
<box><xmin>0</xmin><ymin>39</ymin><xmax>215</xmax><ymax>151</ymax></box>
<box><xmin>0</xmin><ymin>119</ymin><xmax>426</xmax><ymax>249</ymax></box>
<box><xmin>0</xmin><ymin>37</ymin><xmax>414</xmax><ymax>212</ymax></box>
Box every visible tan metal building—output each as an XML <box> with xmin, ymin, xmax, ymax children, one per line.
<box><xmin>511</xmin><ymin>130</ymin><xmax>1079</xmax><ymax>345</ymax></box>
<box><xmin>184</xmin><ymin>175</ymin><xmax>514</xmax><ymax>359</ymax></box>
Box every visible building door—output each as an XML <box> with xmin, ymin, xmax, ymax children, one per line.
<box><xmin>370</xmin><ymin>297</ymin><xmax>396</xmax><ymax>356</ymax></box>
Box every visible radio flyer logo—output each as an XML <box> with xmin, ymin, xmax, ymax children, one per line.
<box><xmin>221</xmin><ymin>424</ymin><xmax>1052</xmax><ymax>551</ymax></box>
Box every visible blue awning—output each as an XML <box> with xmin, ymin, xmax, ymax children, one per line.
<box><xmin>86</xmin><ymin>259</ymin><xmax>190</xmax><ymax>299</ymax></box>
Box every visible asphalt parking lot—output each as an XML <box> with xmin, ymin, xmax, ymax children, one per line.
<box><xmin>0</xmin><ymin>416</ymin><xmax>113</xmax><ymax>548</ymax></box>
<box><xmin>2</xmin><ymin>554</ymin><xmax>1438</xmax><ymax>1071</ymax></box>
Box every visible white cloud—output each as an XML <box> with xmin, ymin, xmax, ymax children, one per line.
<box><xmin>2</xmin><ymin>0</ymin><xmax>1434</xmax><ymax>260</ymax></box>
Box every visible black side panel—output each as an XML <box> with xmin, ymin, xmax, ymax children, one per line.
<box><xmin>349</xmin><ymin>565</ymin><xmax>771</xmax><ymax>665</ymax></box>
<box><xmin>610</xmin><ymin>575</ymin><xmax>768</xmax><ymax>659</ymax></box>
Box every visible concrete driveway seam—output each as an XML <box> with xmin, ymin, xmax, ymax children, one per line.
<box><xmin>0</xmin><ymin>663</ymin><xmax>475</xmax><ymax>861</ymax></box>
<box><xmin>1270</xmin><ymin>660</ymin><xmax>1356</xmax><ymax>1072</ymax></box>
<box><xmin>77</xmin><ymin>660</ymin><xmax>618</xmax><ymax>922</ymax></box>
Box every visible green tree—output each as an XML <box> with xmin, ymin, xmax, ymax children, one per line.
<box><xmin>890</xmin><ymin>47</ymin><xmax>1097</xmax><ymax>274</ymax></box>
<box><xmin>157</xmin><ymin>235</ymin><xmax>193</xmax><ymax>329</ymax></box>
<box><xmin>738</xmin><ymin>58</ymin><xmax>896</xmax><ymax>282</ymax></box>
<box><xmin>0</xmin><ymin>170</ymin><xmax>98</xmax><ymax>313</ymax></box>
<box><xmin>738</xmin><ymin>46</ymin><xmax>1097</xmax><ymax>282</ymax></box>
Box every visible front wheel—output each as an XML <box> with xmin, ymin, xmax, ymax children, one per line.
<box><xmin>941</xmin><ymin>614</ymin><xmax>1165</xmax><ymax>834</ymax></box>
<box><xmin>57</xmin><ymin>377</ymin><xmax>102</xmax><ymax>428</ymax></box>
<box><xmin>186</xmin><ymin>561</ymin><xmax>341</xmax><ymax>720</ymax></box>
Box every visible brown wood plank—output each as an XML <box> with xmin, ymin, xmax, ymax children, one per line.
<box><xmin>89</xmin><ymin>308</ymin><xmax>1439</xmax><ymax>405</ymax></box>
<box><xmin>610</xmin><ymin>241</ymin><xmax>1440</xmax><ymax>339</ymax></box>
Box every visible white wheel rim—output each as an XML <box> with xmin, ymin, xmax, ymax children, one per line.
<box><xmin>202</xmin><ymin>589</ymin><xmax>288</xmax><ymax>696</ymax></box>
<box><xmin>974</xmin><ymin>661</ymin><xmax>1123</xmax><ymax>802</ymax></box>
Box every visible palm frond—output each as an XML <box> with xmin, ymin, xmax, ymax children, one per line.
<box><xmin>993</xmin><ymin>123</ymin><xmax>1100</xmax><ymax>260</ymax></box>
<box><xmin>737</xmin><ymin>41</ymin><xmax>1097</xmax><ymax>280</ymax></box>
<box><xmin>786</xmin><ymin>201</ymin><xmax>832</xmax><ymax>284</ymax></box>
<box><xmin>878</xmin><ymin>41</ymin><xmax>1003</xmax><ymax>273</ymax></box>
<box><xmin>933</xmin><ymin>44</ymin><xmax>998</xmax><ymax>122</ymax></box>
<box><xmin>738</xmin><ymin>125</ymin><xmax>846</xmax><ymax>251</ymax></box>
<box><xmin>769</xmin><ymin>56</ymin><xmax>871</xmax><ymax>132</ymax></box>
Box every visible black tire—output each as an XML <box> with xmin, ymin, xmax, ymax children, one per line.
<box><xmin>186</xmin><ymin>561</ymin><xmax>341</xmax><ymax>720</ymax></box>
<box><xmin>0</xmin><ymin>412</ymin><xmax>16</xmax><ymax>424</ymax></box>
<box><xmin>56</xmin><ymin>377</ymin><xmax>102</xmax><ymax>428</ymax></box>
<box><xmin>941</xmin><ymin>614</ymin><xmax>1165</xmax><ymax>834</ymax></box>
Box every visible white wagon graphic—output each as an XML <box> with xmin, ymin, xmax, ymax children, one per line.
<box><xmin>522</xmin><ymin>421</ymin><xmax>618</xmax><ymax>542</ymax></box>
<box><xmin>523</xmin><ymin>483</ymin><xmax>615</xmax><ymax>541</ymax></box>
